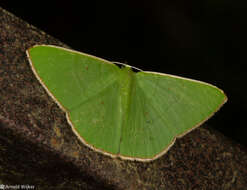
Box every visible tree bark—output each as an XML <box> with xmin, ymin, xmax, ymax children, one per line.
<box><xmin>0</xmin><ymin>7</ymin><xmax>247</xmax><ymax>189</ymax></box>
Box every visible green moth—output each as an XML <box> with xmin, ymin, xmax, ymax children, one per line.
<box><xmin>27</xmin><ymin>45</ymin><xmax>227</xmax><ymax>162</ymax></box>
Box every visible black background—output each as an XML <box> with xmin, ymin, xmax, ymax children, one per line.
<box><xmin>1</xmin><ymin>1</ymin><xmax>246</xmax><ymax>147</ymax></box>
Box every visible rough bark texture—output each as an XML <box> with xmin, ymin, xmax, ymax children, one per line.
<box><xmin>0</xmin><ymin>7</ymin><xmax>247</xmax><ymax>189</ymax></box>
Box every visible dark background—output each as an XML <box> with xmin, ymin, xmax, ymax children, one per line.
<box><xmin>1</xmin><ymin>1</ymin><xmax>246</xmax><ymax>147</ymax></box>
